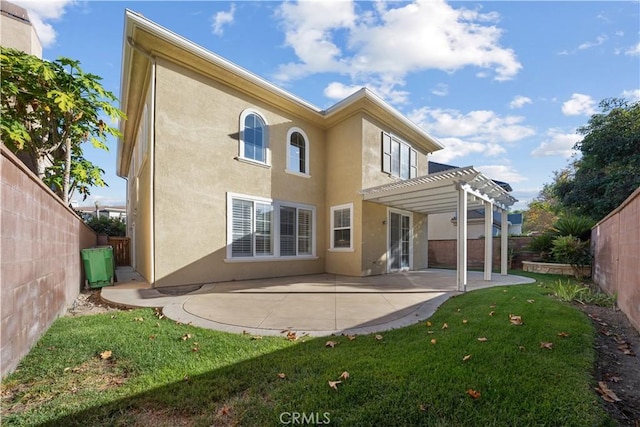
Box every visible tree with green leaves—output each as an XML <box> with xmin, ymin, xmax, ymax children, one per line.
<box><xmin>0</xmin><ymin>47</ymin><xmax>125</xmax><ymax>204</ymax></box>
<box><xmin>554</xmin><ymin>98</ymin><xmax>639</xmax><ymax>221</ymax></box>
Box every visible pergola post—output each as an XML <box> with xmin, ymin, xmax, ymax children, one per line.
<box><xmin>457</xmin><ymin>187</ymin><xmax>468</xmax><ymax>292</ymax></box>
<box><xmin>501</xmin><ymin>209</ymin><xmax>508</xmax><ymax>275</ymax></box>
<box><xmin>484</xmin><ymin>201</ymin><xmax>493</xmax><ymax>281</ymax></box>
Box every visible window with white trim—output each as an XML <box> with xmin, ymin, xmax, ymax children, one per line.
<box><xmin>230</xmin><ymin>198</ymin><xmax>273</xmax><ymax>257</ymax></box>
<box><xmin>227</xmin><ymin>193</ymin><xmax>316</xmax><ymax>259</ymax></box>
<box><xmin>279</xmin><ymin>205</ymin><xmax>313</xmax><ymax>256</ymax></box>
<box><xmin>381</xmin><ymin>132</ymin><xmax>417</xmax><ymax>179</ymax></box>
<box><xmin>286</xmin><ymin>127</ymin><xmax>309</xmax><ymax>176</ymax></box>
<box><xmin>239</xmin><ymin>109</ymin><xmax>268</xmax><ymax>164</ymax></box>
<box><xmin>330</xmin><ymin>203</ymin><xmax>353</xmax><ymax>250</ymax></box>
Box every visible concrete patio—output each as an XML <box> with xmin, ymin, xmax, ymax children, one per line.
<box><xmin>101</xmin><ymin>268</ymin><xmax>535</xmax><ymax>337</ymax></box>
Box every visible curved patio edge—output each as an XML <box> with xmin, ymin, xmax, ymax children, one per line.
<box><xmin>101</xmin><ymin>268</ymin><xmax>536</xmax><ymax>337</ymax></box>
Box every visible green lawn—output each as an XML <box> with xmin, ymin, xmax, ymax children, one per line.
<box><xmin>1</xmin><ymin>272</ymin><xmax>614</xmax><ymax>426</ymax></box>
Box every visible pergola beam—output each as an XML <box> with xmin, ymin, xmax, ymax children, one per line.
<box><xmin>484</xmin><ymin>201</ymin><xmax>493</xmax><ymax>281</ymax></box>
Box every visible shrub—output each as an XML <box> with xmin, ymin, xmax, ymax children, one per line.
<box><xmin>527</xmin><ymin>233</ymin><xmax>555</xmax><ymax>261</ymax></box>
<box><xmin>86</xmin><ymin>216</ymin><xmax>126</xmax><ymax>237</ymax></box>
<box><xmin>552</xmin><ymin>215</ymin><xmax>595</xmax><ymax>240</ymax></box>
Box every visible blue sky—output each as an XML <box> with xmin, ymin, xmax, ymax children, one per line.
<box><xmin>18</xmin><ymin>0</ymin><xmax>640</xmax><ymax>210</ymax></box>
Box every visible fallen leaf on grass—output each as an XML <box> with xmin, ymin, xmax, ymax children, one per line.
<box><xmin>489</xmin><ymin>311</ymin><xmax>495</xmax><ymax>317</ymax></box>
<box><xmin>339</xmin><ymin>371</ymin><xmax>350</xmax><ymax>380</ymax></box>
<box><xmin>250</xmin><ymin>335</ymin><xmax>263</xmax><ymax>340</ymax></box>
<box><xmin>277</xmin><ymin>373</ymin><xmax>286</xmax><ymax>379</ymax></box>
<box><xmin>148</xmin><ymin>335</ymin><xmax>157</xmax><ymax>340</ymax></box>
<box><xmin>218</xmin><ymin>405</ymin><xmax>231</xmax><ymax>416</ymax></box>
<box><xmin>180</xmin><ymin>333</ymin><xmax>192</xmax><ymax>341</ymax></box>
<box><xmin>375</xmin><ymin>334</ymin><xmax>384</xmax><ymax>341</ymax></box>
<box><xmin>419</xmin><ymin>404</ymin><xmax>427</xmax><ymax>412</ymax></box>
<box><xmin>462</xmin><ymin>319</ymin><xmax>468</xmax><ymax>324</ymax></box>
<box><xmin>243</xmin><ymin>330</ymin><xmax>249</xmax><ymax>335</ymax></box>
<box><xmin>426</xmin><ymin>321</ymin><xmax>432</xmax><ymax>327</ymax></box>
<box><xmin>110</xmin><ymin>315</ymin><xmax>117</xmax><ymax>319</ymax></box>
<box><xmin>442</xmin><ymin>323</ymin><xmax>449</xmax><ymax>329</ymax></box>
<box><xmin>477</xmin><ymin>337</ymin><xmax>488</xmax><ymax>342</ymax></box>
<box><xmin>462</xmin><ymin>354</ymin><xmax>471</xmax><ymax>362</ymax></box>
<box><xmin>286</xmin><ymin>331</ymin><xmax>298</xmax><ymax>341</ymax></box>
<box><xmin>518</xmin><ymin>345</ymin><xmax>526</xmax><ymax>351</ymax></box>
<box><xmin>430</xmin><ymin>339</ymin><xmax>437</xmax><ymax>345</ymax></box>
<box><xmin>596</xmin><ymin>381</ymin><xmax>621</xmax><ymax>402</ymax></box>
<box><xmin>328</xmin><ymin>380</ymin><xmax>342</xmax><ymax>391</ymax></box>
<box><xmin>345</xmin><ymin>334</ymin><xmax>357</xmax><ymax>341</ymax></box>
<box><xmin>466</xmin><ymin>389</ymin><xmax>481</xmax><ymax>399</ymax></box>
<box><xmin>526</xmin><ymin>299</ymin><xmax>535</xmax><ymax>304</ymax></box>
<box><xmin>557</xmin><ymin>332</ymin><xmax>570</xmax><ymax>338</ymax></box>
<box><xmin>100</xmin><ymin>350</ymin><xmax>112</xmax><ymax>360</ymax></box>
<box><xmin>325</xmin><ymin>341</ymin><xmax>338</xmax><ymax>348</ymax></box>
<box><xmin>540</xmin><ymin>342</ymin><xmax>553</xmax><ymax>350</ymax></box>
<box><xmin>191</xmin><ymin>347</ymin><xmax>199</xmax><ymax>352</ymax></box>
<box><xmin>133</xmin><ymin>317</ymin><xmax>144</xmax><ymax>322</ymax></box>
<box><xmin>509</xmin><ymin>314</ymin><xmax>523</xmax><ymax>325</ymax></box>
<box><xmin>427</xmin><ymin>330</ymin><xmax>434</xmax><ymax>334</ymax></box>
<box><xmin>490</xmin><ymin>304</ymin><xmax>496</xmax><ymax>308</ymax></box>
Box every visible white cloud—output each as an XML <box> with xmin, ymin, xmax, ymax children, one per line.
<box><xmin>14</xmin><ymin>0</ymin><xmax>75</xmax><ymax>47</ymax></box>
<box><xmin>409</xmin><ymin>107</ymin><xmax>535</xmax><ymax>143</ymax></box>
<box><xmin>509</xmin><ymin>95</ymin><xmax>532</xmax><ymax>109</ymax></box>
<box><xmin>275</xmin><ymin>0</ymin><xmax>521</xmax><ymax>91</ymax></box>
<box><xmin>625</xmin><ymin>42</ymin><xmax>640</xmax><ymax>56</ymax></box>
<box><xmin>431</xmin><ymin>83</ymin><xmax>449</xmax><ymax>97</ymax></box>
<box><xmin>577</xmin><ymin>34</ymin><xmax>607</xmax><ymax>50</ymax></box>
<box><xmin>531</xmin><ymin>129</ymin><xmax>581</xmax><ymax>158</ymax></box>
<box><xmin>212</xmin><ymin>3</ymin><xmax>235</xmax><ymax>36</ymax></box>
<box><xmin>561</xmin><ymin>93</ymin><xmax>597</xmax><ymax>116</ymax></box>
<box><xmin>475</xmin><ymin>164</ymin><xmax>527</xmax><ymax>183</ymax></box>
<box><xmin>324</xmin><ymin>82</ymin><xmax>361</xmax><ymax>100</ymax></box>
<box><xmin>428</xmin><ymin>137</ymin><xmax>497</xmax><ymax>163</ymax></box>
<box><xmin>622</xmin><ymin>89</ymin><xmax>640</xmax><ymax>102</ymax></box>
<box><xmin>410</xmin><ymin>107</ymin><xmax>534</xmax><ymax>163</ymax></box>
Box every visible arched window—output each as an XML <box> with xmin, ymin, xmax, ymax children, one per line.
<box><xmin>286</xmin><ymin>127</ymin><xmax>309</xmax><ymax>176</ymax></box>
<box><xmin>239</xmin><ymin>110</ymin><xmax>268</xmax><ymax>164</ymax></box>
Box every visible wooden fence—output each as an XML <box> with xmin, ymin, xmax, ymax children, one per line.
<box><xmin>108</xmin><ymin>237</ymin><xmax>131</xmax><ymax>266</ymax></box>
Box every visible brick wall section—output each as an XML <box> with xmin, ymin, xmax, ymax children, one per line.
<box><xmin>1</xmin><ymin>147</ymin><xmax>97</xmax><ymax>378</ymax></box>
<box><xmin>428</xmin><ymin>236</ymin><xmax>534</xmax><ymax>270</ymax></box>
<box><xmin>592</xmin><ymin>187</ymin><xmax>640</xmax><ymax>333</ymax></box>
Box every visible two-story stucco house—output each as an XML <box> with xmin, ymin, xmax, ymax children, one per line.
<box><xmin>117</xmin><ymin>10</ymin><xmax>516</xmax><ymax>290</ymax></box>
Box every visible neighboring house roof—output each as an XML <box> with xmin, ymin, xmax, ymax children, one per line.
<box><xmin>117</xmin><ymin>10</ymin><xmax>444</xmax><ymax>178</ymax></box>
<box><xmin>428</xmin><ymin>161</ymin><xmax>513</xmax><ymax>192</ymax></box>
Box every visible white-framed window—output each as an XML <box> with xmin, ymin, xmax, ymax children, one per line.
<box><xmin>286</xmin><ymin>127</ymin><xmax>310</xmax><ymax>177</ymax></box>
<box><xmin>229</xmin><ymin>195</ymin><xmax>273</xmax><ymax>258</ymax></box>
<box><xmin>226</xmin><ymin>193</ymin><xmax>316</xmax><ymax>260</ymax></box>
<box><xmin>330</xmin><ymin>203</ymin><xmax>353</xmax><ymax>251</ymax></box>
<box><xmin>381</xmin><ymin>132</ymin><xmax>417</xmax><ymax>179</ymax></box>
<box><xmin>239</xmin><ymin>109</ymin><xmax>269</xmax><ymax>165</ymax></box>
<box><xmin>279</xmin><ymin>204</ymin><xmax>314</xmax><ymax>256</ymax></box>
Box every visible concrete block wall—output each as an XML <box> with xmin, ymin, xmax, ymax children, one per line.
<box><xmin>428</xmin><ymin>236</ymin><xmax>533</xmax><ymax>270</ymax></box>
<box><xmin>592</xmin><ymin>187</ymin><xmax>640</xmax><ymax>332</ymax></box>
<box><xmin>1</xmin><ymin>146</ymin><xmax>97</xmax><ymax>378</ymax></box>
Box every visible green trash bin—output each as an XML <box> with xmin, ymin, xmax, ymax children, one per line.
<box><xmin>81</xmin><ymin>246</ymin><xmax>115</xmax><ymax>289</ymax></box>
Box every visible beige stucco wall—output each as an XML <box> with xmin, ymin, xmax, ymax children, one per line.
<box><xmin>152</xmin><ymin>58</ymin><xmax>325</xmax><ymax>287</ymax></box>
<box><xmin>359</xmin><ymin>117</ymin><xmax>430</xmax><ymax>275</ymax></box>
<box><xmin>428</xmin><ymin>212</ymin><xmax>491</xmax><ymax>240</ymax></box>
<box><xmin>324</xmin><ymin>115</ymin><xmax>363</xmax><ymax>276</ymax></box>
<box><xmin>0</xmin><ymin>12</ymin><xmax>42</xmax><ymax>57</ymax></box>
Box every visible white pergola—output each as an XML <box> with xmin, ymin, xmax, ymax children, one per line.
<box><xmin>361</xmin><ymin>167</ymin><xmax>517</xmax><ymax>291</ymax></box>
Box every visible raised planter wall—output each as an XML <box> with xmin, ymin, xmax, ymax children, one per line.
<box><xmin>521</xmin><ymin>261</ymin><xmax>592</xmax><ymax>278</ymax></box>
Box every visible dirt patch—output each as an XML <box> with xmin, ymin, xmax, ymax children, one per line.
<box><xmin>578</xmin><ymin>303</ymin><xmax>640</xmax><ymax>426</ymax></box>
<box><xmin>66</xmin><ymin>289</ymin><xmax>124</xmax><ymax>316</ymax></box>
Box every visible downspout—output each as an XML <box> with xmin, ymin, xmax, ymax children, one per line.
<box><xmin>127</xmin><ymin>37</ymin><xmax>157</xmax><ymax>287</ymax></box>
